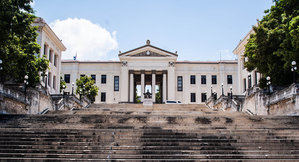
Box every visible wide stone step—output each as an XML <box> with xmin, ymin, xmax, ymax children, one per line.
<box><xmin>0</xmin><ymin>152</ymin><xmax>298</xmax><ymax>159</ymax></box>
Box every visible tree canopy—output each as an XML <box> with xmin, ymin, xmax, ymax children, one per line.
<box><xmin>0</xmin><ymin>0</ymin><xmax>49</xmax><ymax>87</ymax></box>
<box><xmin>76</xmin><ymin>76</ymin><xmax>99</xmax><ymax>103</ymax></box>
<box><xmin>244</xmin><ymin>0</ymin><xmax>299</xmax><ymax>87</ymax></box>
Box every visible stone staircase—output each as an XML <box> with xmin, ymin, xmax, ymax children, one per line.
<box><xmin>0</xmin><ymin>104</ymin><xmax>298</xmax><ymax>161</ymax></box>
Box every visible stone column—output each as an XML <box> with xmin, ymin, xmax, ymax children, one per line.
<box><xmin>152</xmin><ymin>70</ymin><xmax>156</xmax><ymax>103</ymax></box>
<box><xmin>129</xmin><ymin>70</ymin><xmax>134</xmax><ymax>103</ymax></box>
<box><xmin>141</xmin><ymin>70</ymin><xmax>145</xmax><ymax>102</ymax></box>
<box><xmin>120</xmin><ymin>65</ymin><xmax>129</xmax><ymax>102</ymax></box>
<box><xmin>167</xmin><ymin>66</ymin><xmax>175</xmax><ymax>101</ymax></box>
<box><xmin>163</xmin><ymin>70</ymin><xmax>167</xmax><ymax>103</ymax></box>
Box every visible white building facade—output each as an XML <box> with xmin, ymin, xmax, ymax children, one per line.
<box><xmin>34</xmin><ymin>18</ymin><xmax>66</xmax><ymax>94</ymax></box>
<box><xmin>233</xmin><ymin>29</ymin><xmax>261</xmax><ymax>95</ymax></box>
<box><xmin>62</xmin><ymin>40</ymin><xmax>238</xmax><ymax>104</ymax></box>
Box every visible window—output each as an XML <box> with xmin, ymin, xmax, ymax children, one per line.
<box><xmin>101</xmin><ymin>92</ymin><xmax>106</xmax><ymax>102</ymax></box>
<box><xmin>201</xmin><ymin>75</ymin><xmax>206</xmax><ymax>84</ymax></box>
<box><xmin>248</xmin><ymin>75</ymin><xmax>252</xmax><ymax>88</ymax></box>
<box><xmin>191</xmin><ymin>93</ymin><xmax>196</xmax><ymax>102</ymax></box>
<box><xmin>80</xmin><ymin>74</ymin><xmax>85</xmax><ymax>78</ymax></box>
<box><xmin>201</xmin><ymin>93</ymin><xmax>207</xmax><ymax>102</ymax></box>
<box><xmin>53</xmin><ymin>75</ymin><xmax>56</xmax><ymax>89</ymax></box>
<box><xmin>190</xmin><ymin>75</ymin><xmax>196</xmax><ymax>84</ymax></box>
<box><xmin>43</xmin><ymin>44</ymin><xmax>47</xmax><ymax>56</ymax></box>
<box><xmin>243</xmin><ymin>78</ymin><xmax>247</xmax><ymax>92</ymax></box>
<box><xmin>101</xmin><ymin>75</ymin><xmax>106</xmax><ymax>84</ymax></box>
<box><xmin>212</xmin><ymin>75</ymin><xmax>217</xmax><ymax>84</ymax></box>
<box><xmin>54</xmin><ymin>54</ymin><xmax>58</xmax><ymax>67</ymax></box>
<box><xmin>48</xmin><ymin>72</ymin><xmax>51</xmax><ymax>87</ymax></box>
<box><xmin>254</xmin><ymin>71</ymin><xmax>258</xmax><ymax>85</ymax></box>
<box><xmin>49</xmin><ymin>49</ymin><xmax>53</xmax><ymax>63</ymax></box>
<box><xmin>91</xmin><ymin>74</ymin><xmax>96</xmax><ymax>82</ymax></box>
<box><xmin>177</xmin><ymin>76</ymin><xmax>183</xmax><ymax>91</ymax></box>
<box><xmin>64</xmin><ymin>74</ymin><xmax>70</xmax><ymax>83</ymax></box>
<box><xmin>114</xmin><ymin>76</ymin><xmax>119</xmax><ymax>91</ymax></box>
<box><xmin>227</xmin><ymin>75</ymin><xmax>233</xmax><ymax>84</ymax></box>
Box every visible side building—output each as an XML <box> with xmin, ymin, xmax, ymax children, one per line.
<box><xmin>33</xmin><ymin>18</ymin><xmax>66</xmax><ymax>94</ymax></box>
<box><xmin>233</xmin><ymin>28</ymin><xmax>261</xmax><ymax>94</ymax></box>
<box><xmin>61</xmin><ymin>40</ymin><xmax>238</xmax><ymax>104</ymax></box>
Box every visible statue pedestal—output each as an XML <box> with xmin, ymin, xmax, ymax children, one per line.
<box><xmin>143</xmin><ymin>99</ymin><xmax>153</xmax><ymax>106</ymax></box>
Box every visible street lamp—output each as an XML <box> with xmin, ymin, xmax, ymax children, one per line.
<box><xmin>24</xmin><ymin>75</ymin><xmax>29</xmax><ymax>103</ymax></box>
<box><xmin>72</xmin><ymin>82</ymin><xmax>75</xmax><ymax>95</ymax></box>
<box><xmin>291</xmin><ymin>61</ymin><xmax>297</xmax><ymax>83</ymax></box>
<box><xmin>248</xmin><ymin>73</ymin><xmax>252</xmax><ymax>88</ymax></box>
<box><xmin>0</xmin><ymin>59</ymin><xmax>2</xmax><ymax>82</ymax></box>
<box><xmin>221</xmin><ymin>83</ymin><xmax>224</xmax><ymax>96</ymax></box>
<box><xmin>230</xmin><ymin>86</ymin><xmax>233</xmax><ymax>99</ymax></box>
<box><xmin>210</xmin><ymin>85</ymin><xmax>213</xmax><ymax>97</ymax></box>
<box><xmin>266</xmin><ymin>76</ymin><xmax>271</xmax><ymax>94</ymax></box>
<box><xmin>79</xmin><ymin>89</ymin><xmax>82</xmax><ymax>101</ymax></box>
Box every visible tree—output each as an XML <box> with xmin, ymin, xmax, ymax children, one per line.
<box><xmin>60</xmin><ymin>76</ymin><xmax>66</xmax><ymax>93</ymax></box>
<box><xmin>0</xmin><ymin>0</ymin><xmax>49</xmax><ymax>87</ymax></box>
<box><xmin>244</xmin><ymin>0</ymin><xmax>299</xmax><ymax>88</ymax></box>
<box><xmin>76</xmin><ymin>76</ymin><xmax>99</xmax><ymax>103</ymax></box>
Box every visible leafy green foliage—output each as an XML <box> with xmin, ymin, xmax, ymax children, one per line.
<box><xmin>0</xmin><ymin>0</ymin><xmax>49</xmax><ymax>87</ymax></box>
<box><xmin>76</xmin><ymin>76</ymin><xmax>99</xmax><ymax>103</ymax></box>
<box><xmin>60</xmin><ymin>76</ymin><xmax>66</xmax><ymax>93</ymax></box>
<box><xmin>244</xmin><ymin>0</ymin><xmax>299</xmax><ymax>87</ymax></box>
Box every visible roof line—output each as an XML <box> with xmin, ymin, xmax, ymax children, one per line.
<box><xmin>118</xmin><ymin>44</ymin><xmax>178</xmax><ymax>56</ymax></box>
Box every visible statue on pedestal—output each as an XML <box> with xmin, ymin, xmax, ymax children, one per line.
<box><xmin>144</xmin><ymin>90</ymin><xmax>152</xmax><ymax>99</ymax></box>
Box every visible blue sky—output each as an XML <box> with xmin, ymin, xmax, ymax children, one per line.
<box><xmin>33</xmin><ymin>0</ymin><xmax>273</xmax><ymax>61</ymax></box>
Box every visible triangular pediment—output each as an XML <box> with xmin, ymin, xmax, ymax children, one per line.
<box><xmin>118</xmin><ymin>42</ymin><xmax>178</xmax><ymax>58</ymax></box>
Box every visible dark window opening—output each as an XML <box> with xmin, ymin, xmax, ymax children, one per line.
<box><xmin>191</xmin><ymin>93</ymin><xmax>196</xmax><ymax>102</ymax></box>
<box><xmin>101</xmin><ymin>92</ymin><xmax>106</xmax><ymax>102</ymax></box>
<box><xmin>101</xmin><ymin>75</ymin><xmax>107</xmax><ymax>84</ymax></box>
<box><xmin>227</xmin><ymin>75</ymin><xmax>233</xmax><ymax>84</ymax></box>
<box><xmin>64</xmin><ymin>74</ymin><xmax>70</xmax><ymax>83</ymax></box>
<box><xmin>201</xmin><ymin>75</ymin><xmax>206</xmax><ymax>84</ymax></box>
<box><xmin>114</xmin><ymin>76</ymin><xmax>119</xmax><ymax>91</ymax></box>
<box><xmin>91</xmin><ymin>74</ymin><xmax>96</xmax><ymax>82</ymax></box>
<box><xmin>177</xmin><ymin>76</ymin><xmax>183</xmax><ymax>91</ymax></box>
<box><xmin>201</xmin><ymin>93</ymin><xmax>207</xmax><ymax>102</ymax></box>
<box><xmin>212</xmin><ymin>75</ymin><xmax>217</xmax><ymax>84</ymax></box>
<box><xmin>190</xmin><ymin>75</ymin><xmax>196</xmax><ymax>84</ymax></box>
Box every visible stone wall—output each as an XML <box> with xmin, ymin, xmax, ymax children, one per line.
<box><xmin>241</xmin><ymin>84</ymin><xmax>299</xmax><ymax>115</ymax></box>
<box><xmin>0</xmin><ymin>84</ymin><xmax>55</xmax><ymax>114</ymax></box>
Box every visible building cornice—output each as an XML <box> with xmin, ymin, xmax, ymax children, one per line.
<box><xmin>34</xmin><ymin>18</ymin><xmax>66</xmax><ymax>51</ymax></box>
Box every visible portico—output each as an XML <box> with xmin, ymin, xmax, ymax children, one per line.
<box><xmin>128</xmin><ymin>70</ymin><xmax>166</xmax><ymax>103</ymax></box>
<box><xmin>119</xmin><ymin>40</ymin><xmax>178</xmax><ymax>103</ymax></box>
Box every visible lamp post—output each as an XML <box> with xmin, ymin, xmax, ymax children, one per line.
<box><xmin>0</xmin><ymin>59</ymin><xmax>2</xmax><ymax>82</ymax></box>
<box><xmin>79</xmin><ymin>89</ymin><xmax>82</xmax><ymax>101</ymax></box>
<box><xmin>266</xmin><ymin>76</ymin><xmax>271</xmax><ymax>94</ymax></box>
<box><xmin>210</xmin><ymin>85</ymin><xmax>213</xmax><ymax>97</ymax></box>
<box><xmin>72</xmin><ymin>82</ymin><xmax>74</xmax><ymax>95</ymax></box>
<box><xmin>291</xmin><ymin>61</ymin><xmax>297</xmax><ymax>83</ymax></box>
<box><xmin>221</xmin><ymin>83</ymin><xmax>224</xmax><ymax>96</ymax></box>
<box><xmin>24</xmin><ymin>75</ymin><xmax>29</xmax><ymax>103</ymax></box>
<box><xmin>230</xmin><ymin>86</ymin><xmax>233</xmax><ymax>99</ymax></box>
<box><xmin>248</xmin><ymin>73</ymin><xmax>251</xmax><ymax>88</ymax></box>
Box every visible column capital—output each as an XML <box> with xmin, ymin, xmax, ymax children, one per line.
<box><xmin>141</xmin><ymin>70</ymin><xmax>145</xmax><ymax>74</ymax></box>
<box><xmin>151</xmin><ymin>70</ymin><xmax>156</xmax><ymax>74</ymax></box>
<box><xmin>129</xmin><ymin>70</ymin><xmax>134</xmax><ymax>74</ymax></box>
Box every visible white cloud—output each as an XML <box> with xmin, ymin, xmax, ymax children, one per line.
<box><xmin>50</xmin><ymin>18</ymin><xmax>118</xmax><ymax>60</ymax></box>
<box><xmin>30</xmin><ymin>0</ymin><xmax>35</xmax><ymax>7</ymax></box>
<box><xmin>218</xmin><ymin>49</ymin><xmax>236</xmax><ymax>60</ymax></box>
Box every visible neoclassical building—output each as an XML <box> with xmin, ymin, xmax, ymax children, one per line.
<box><xmin>61</xmin><ymin>40</ymin><xmax>238</xmax><ymax>104</ymax></box>
<box><xmin>33</xmin><ymin>18</ymin><xmax>66</xmax><ymax>94</ymax></box>
<box><xmin>233</xmin><ymin>28</ymin><xmax>261</xmax><ymax>95</ymax></box>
